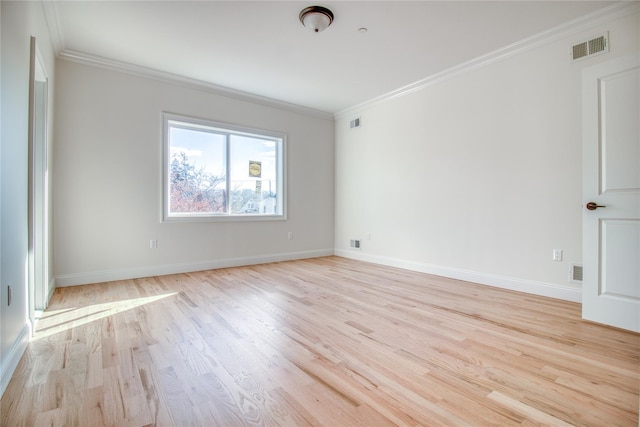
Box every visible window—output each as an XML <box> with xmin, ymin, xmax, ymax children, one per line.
<box><xmin>163</xmin><ymin>113</ymin><xmax>285</xmax><ymax>221</ymax></box>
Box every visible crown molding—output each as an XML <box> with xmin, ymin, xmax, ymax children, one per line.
<box><xmin>57</xmin><ymin>50</ymin><xmax>334</xmax><ymax>120</ymax></box>
<box><xmin>41</xmin><ymin>0</ymin><xmax>64</xmax><ymax>54</ymax></box>
<box><xmin>42</xmin><ymin>0</ymin><xmax>636</xmax><ymax>121</ymax></box>
<box><xmin>335</xmin><ymin>1</ymin><xmax>639</xmax><ymax>119</ymax></box>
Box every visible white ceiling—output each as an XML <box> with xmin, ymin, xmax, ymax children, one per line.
<box><xmin>48</xmin><ymin>1</ymin><xmax>617</xmax><ymax>114</ymax></box>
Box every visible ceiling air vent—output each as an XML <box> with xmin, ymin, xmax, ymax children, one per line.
<box><xmin>571</xmin><ymin>32</ymin><xmax>609</xmax><ymax>62</ymax></box>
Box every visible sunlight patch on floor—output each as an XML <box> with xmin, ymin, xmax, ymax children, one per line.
<box><xmin>32</xmin><ymin>292</ymin><xmax>177</xmax><ymax>340</ymax></box>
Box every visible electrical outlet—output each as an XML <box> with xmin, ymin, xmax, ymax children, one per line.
<box><xmin>552</xmin><ymin>249</ymin><xmax>563</xmax><ymax>262</ymax></box>
<box><xmin>150</xmin><ymin>239</ymin><xmax>158</xmax><ymax>249</ymax></box>
<box><xmin>287</xmin><ymin>232</ymin><xmax>293</xmax><ymax>240</ymax></box>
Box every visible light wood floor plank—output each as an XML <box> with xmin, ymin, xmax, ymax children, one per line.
<box><xmin>2</xmin><ymin>256</ymin><xmax>638</xmax><ymax>426</ymax></box>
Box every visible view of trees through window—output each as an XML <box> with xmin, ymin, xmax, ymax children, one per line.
<box><xmin>170</xmin><ymin>151</ymin><xmax>227</xmax><ymax>213</ymax></box>
<box><xmin>165</xmin><ymin>115</ymin><xmax>284</xmax><ymax>219</ymax></box>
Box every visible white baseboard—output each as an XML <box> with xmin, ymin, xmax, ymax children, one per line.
<box><xmin>335</xmin><ymin>250</ymin><xmax>582</xmax><ymax>303</ymax></box>
<box><xmin>56</xmin><ymin>248</ymin><xmax>581</xmax><ymax>302</ymax></box>
<box><xmin>0</xmin><ymin>324</ymin><xmax>30</xmax><ymax>399</ymax></box>
<box><xmin>55</xmin><ymin>249</ymin><xmax>335</xmax><ymax>287</ymax></box>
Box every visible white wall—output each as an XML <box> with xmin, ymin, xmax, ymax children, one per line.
<box><xmin>53</xmin><ymin>60</ymin><xmax>335</xmax><ymax>286</ymax></box>
<box><xmin>335</xmin><ymin>10</ymin><xmax>639</xmax><ymax>302</ymax></box>
<box><xmin>1</xmin><ymin>1</ymin><xmax>56</xmax><ymax>396</ymax></box>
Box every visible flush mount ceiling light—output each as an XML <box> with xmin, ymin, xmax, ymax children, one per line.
<box><xmin>299</xmin><ymin>6</ymin><xmax>334</xmax><ymax>33</ymax></box>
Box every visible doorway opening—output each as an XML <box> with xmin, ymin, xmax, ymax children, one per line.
<box><xmin>28</xmin><ymin>36</ymin><xmax>50</xmax><ymax>331</ymax></box>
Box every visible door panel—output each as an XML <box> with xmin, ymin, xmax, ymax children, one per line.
<box><xmin>582</xmin><ymin>54</ymin><xmax>640</xmax><ymax>332</ymax></box>
<box><xmin>601</xmin><ymin>68</ymin><xmax>639</xmax><ymax>192</ymax></box>
<box><xmin>601</xmin><ymin>220</ymin><xmax>639</xmax><ymax>298</ymax></box>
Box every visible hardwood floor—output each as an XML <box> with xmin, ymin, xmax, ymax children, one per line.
<box><xmin>1</xmin><ymin>256</ymin><xmax>638</xmax><ymax>426</ymax></box>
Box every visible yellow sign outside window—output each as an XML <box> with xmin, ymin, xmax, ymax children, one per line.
<box><xmin>249</xmin><ymin>161</ymin><xmax>262</xmax><ymax>178</ymax></box>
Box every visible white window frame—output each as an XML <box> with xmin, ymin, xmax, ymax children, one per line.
<box><xmin>163</xmin><ymin>112</ymin><xmax>286</xmax><ymax>222</ymax></box>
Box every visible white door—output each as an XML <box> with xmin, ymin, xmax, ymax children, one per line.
<box><xmin>582</xmin><ymin>53</ymin><xmax>640</xmax><ymax>333</ymax></box>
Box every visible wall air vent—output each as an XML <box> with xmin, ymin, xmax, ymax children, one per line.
<box><xmin>571</xmin><ymin>32</ymin><xmax>609</xmax><ymax>62</ymax></box>
<box><xmin>349</xmin><ymin>239</ymin><xmax>361</xmax><ymax>249</ymax></box>
<box><xmin>350</xmin><ymin>117</ymin><xmax>361</xmax><ymax>129</ymax></box>
<box><xmin>572</xmin><ymin>42</ymin><xmax>588</xmax><ymax>61</ymax></box>
<box><xmin>570</xmin><ymin>264</ymin><xmax>583</xmax><ymax>283</ymax></box>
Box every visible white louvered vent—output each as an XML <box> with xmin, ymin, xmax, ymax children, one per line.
<box><xmin>350</xmin><ymin>117</ymin><xmax>361</xmax><ymax>129</ymax></box>
<box><xmin>571</xmin><ymin>32</ymin><xmax>609</xmax><ymax>62</ymax></box>
<box><xmin>349</xmin><ymin>239</ymin><xmax>361</xmax><ymax>249</ymax></box>
<box><xmin>570</xmin><ymin>264</ymin><xmax>583</xmax><ymax>283</ymax></box>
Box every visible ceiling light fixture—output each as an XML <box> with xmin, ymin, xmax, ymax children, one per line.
<box><xmin>299</xmin><ymin>6</ymin><xmax>334</xmax><ymax>33</ymax></box>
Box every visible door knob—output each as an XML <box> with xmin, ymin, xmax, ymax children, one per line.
<box><xmin>586</xmin><ymin>202</ymin><xmax>606</xmax><ymax>210</ymax></box>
